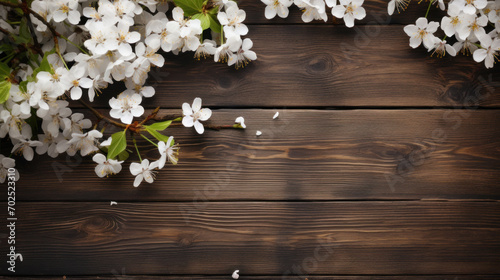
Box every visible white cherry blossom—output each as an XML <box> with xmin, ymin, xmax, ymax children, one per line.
<box><xmin>130</xmin><ymin>159</ymin><xmax>159</xmax><ymax>187</ymax></box>
<box><xmin>332</xmin><ymin>0</ymin><xmax>366</xmax><ymax>27</ymax></box>
<box><xmin>261</xmin><ymin>0</ymin><xmax>294</xmax><ymax>19</ymax></box>
<box><xmin>404</xmin><ymin>17</ymin><xmax>440</xmax><ymax>49</ymax></box>
<box><xmin>473</xmin><ymin>33</ymin><xmax>500</xmax><ymax>68</ymax></box>
<box><xmin>158</xmin><ymin>136</ymin><xmax>179</xmax><ymax>168</ymax></box>
<box><xmin>182</xmin><ymin>97</ymin><xmax>212</xmax><ymax>134</ymax></box>
<box><xmin>93</xmin><ymin>153</ymin><xmax>123</xmax><ymax>177</ymax></box>
<box><xmin>109</xmin><ymin>91</ymin><xmax>145</xmax><ymax>124</ymax></box>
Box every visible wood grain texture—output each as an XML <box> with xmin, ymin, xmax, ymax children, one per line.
<box><xmin>1</xmin><ymin>277</ymin><xmax>498</xmax><ymax>279</ymax></box>
<box><xmin>83</xmin><ymin>25</ymin><xmax>499</xmax><ymax>110</ymax></box>
<box><xmin>9</xmin><ymin>109</ymin><xmax>500</xmax><ymax>201</ymax></box>
<box><xmin>0</xmin><ymin>202</ymin><xmax>499</xmax><ymax>275</ymax></box>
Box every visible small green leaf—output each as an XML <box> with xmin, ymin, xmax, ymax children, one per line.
<box><xmin>192</xmin><ymin>13</ymin><xmax>210</xmax><ymax>30</ymax></box>
<box><xmin>107</xmin><ymin>130</ymin><xmax>127</xmax><ymax>160</ymax></box>
<box><xmin>19</xmin><ymin>18</ymin><xmax>31</xmax><ymax>43</ymax></box>
<box><xmin>0</xmin><ymin>44</ymin><xmax>13</xmax><ymax>53</ymax></box>
<box><xmin>208</xmin><ymin>13</ymin><xmax>221</xmax><ymax>33</ymax></box>
<box><xmin>117</xmin><ymin>150</ymin><xmax>130</xmax><ymax>161</ymax></box>
<box><xmin>145</xmin><ymin>126</ymin><xmax>171</xmax><ymax>142</ymax></box>
<box><xmin>19</xmin><ymin>80</ymin><xmax>28</xmax><ymax>93</ymax></box>
<box><xmin>33</xmin><ymin>49</ymin><xmax>55</xmax><ymax>78</ymax></box>
<box><xmin>0</xmin><ymin>62</ymin><xmax>10</xmax><ymax>78</ymax></box>
<box><xmin>173</xmin><ymin>0</ymin><xmax>204</xmax><ymax>16</ymax></box>
<box><xmin>147</xmin><ymin>120</ymin><xmax>172</xmax><ymax>131</ymax></box>
<box><xmin>0</xmin><ymin>80</ymin><xmax>12</xmax><ymax>104</ymax></box>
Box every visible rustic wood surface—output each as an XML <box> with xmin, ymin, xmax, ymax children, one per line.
<box><xmin>1</xmin><ymin>0</ymin><xmax>499</xmax><ymax>278</ymax></box>
<box><xmin>85</xmin><ymin>25</ymin><xmax>500</xmax><ymax>109</ymax></box>
<box><xmin>12</xmin><ymin>109</ymin><xmax>500</xmax><ymax>201</ymax></box>
<box><xmin>1</xmin><ymin>202</ymin><xmax>499</xmax><ymax>275</ymax></box>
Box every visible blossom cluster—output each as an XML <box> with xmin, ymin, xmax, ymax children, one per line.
<box><xmin>262</xmin><ymin>0</ymin><xmax>366</xmax><ymax>27</ymax></box>
<box><xmin>0</xmin><ymin>0</ymin><xmax>253</xmax><ymax>186</ymax></box>
<box><xmin>403</xmin><ymin>0</ymin><xmax>500</xmax><ymax>68</ymax></box>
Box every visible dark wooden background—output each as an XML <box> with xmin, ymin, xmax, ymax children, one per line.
<box><xmin>1</xmin><ymin>0</ymin><xmax>500</xmax><ymax>279</ymax></box>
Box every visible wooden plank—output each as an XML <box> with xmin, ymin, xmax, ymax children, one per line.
<box><xmin>1</xmin><ymin>202</ymin><xmax>499</xmax><ymax>275</ymax></box>
<box><xmin>231</xmin><ymin>0</ymin><xmax>442</xmax><ymax>25</ymax></box>
<box><xmin>85</xmin><ymin>25</ymin><xmax>500</xmax><ymax>109</ymax></box>
<box><xmin>9</xmin><ymin>109</ymin><xmax>500</xmax><ymax>201</ymax></box>
<box><xmin>1</xmin><ymin>276</ymin><xmax>498</xmax><ymax>279</ymax></box>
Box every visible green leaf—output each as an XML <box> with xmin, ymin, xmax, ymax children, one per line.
<box><xmin>0</xmin><ymin>44</ymin><xmax>13</xmax><ymax>53</ymax></box>
<box><xmin>192</xmin><ymin>9</ymin><xmax>220</xmax><ymax>31</ymax></box>
<box><xmin>117</xmin><ymin>150</ymin><xmax>130</xmax><ymax>161</ymax></box>
<box><xmin>173</xmin><ymin>0</ymin><xmax>204</xmax><ymax>16</ymax></box>
<box><xmin>19</xmin><ymin>18</ymin><xmax>31</xmax><ymax>44</ymax></box>
<box><xmin>146</xmin><ymin>120</ymin><xmax>172</xmax><ymax>131</ymax></box>
<box><xmin>107</xmin><ymin>130</ymin><xmax>127</xmax><ymax>160</ymax></box>
<box><xmin>32</xmin><ymin>49</ymin><xmax>55</xmax><ymax>78</ymax></box>
<box><xmin>0</xmin><ymin>62</ymin><xmax>10</xmax><ymax>78</ymax></box>
<box><xmin>208</xmin><ymin>12</ymin><xmax>221</xmax><ymax>33</ymax></box>
<box><xmin>192</xmin><ymin>13</ymin><xmax>210</xmax><ymax>30</ymax></box>
<box><xmin>145</xmin><ymin>126</ymin><xmax>171</xmax><ymax>142</ymax></box>
<box><xmin>0</xmin><ymin>80</ymin><xmax>11</xmax><ymax>104</ymax></box>
<box><xmin>19</xmin><ymin>80</ymin><xmax>28</xmax><ymax>93</ymax></box>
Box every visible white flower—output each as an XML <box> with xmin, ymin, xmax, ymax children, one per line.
<box><xmin>115</xmin><ymin>22</ymin><xmax>141</xmax><ymax>56</ymax></box>
<box><xmin>235</xmin><ymin>116</ymin><xmax>246</xmax><ymax>128</ymax></box>
<box><xmin>166</xmin><ymin>7</ymin><xmax>203</xmax><ymax>53</ymax></box>
<box><xmin>66</xmin><ymin>66</ymin><xmax>87</xmax><ymax>100</ymax></box>
<box><xmin>214</xmin><ymin>35</ymin><xmax>241</xmax><ymax>63</ymax></box>
<box><xmin>42</xmin><ymin>101</ymin><xmax>72</xmax><ymax>137</ymax></box>
<box><xmin>0</xmin><ymin>103</ymin><xmax>31</xmax><ymax>140</ymax></box>
<box><xmin>218</xmin><ymin>2</ymin><xmax>249</xmax><ymax>36</ymax></box>
<box><xmin>473</xmin><ymin>34</ymin><xmax>500</xmax><ymax>68</ymax></box>
<box><xmin>58</xmin><ymin>130</ymin><xmax>103</xmax><ymax>156</ymax></box>
<box><xmin>453</xmin><ymin>37</ymin><xmax>479</xmax><ymax>55</ymax></box>
<box><xmin>93</xmin><ymin>153</ymin><xmax>123</xmax><ymax>178</ymax></box>
<box><xmin>103</xmin><ymin>52</ymin><xmax>135</xmax><ymax>83</ymax></box>
<box><xmin>73</xmin><ymin>53</ymin><xmax>106</xmax><ymax>79</ymax></box>
<box><xmin>11</xmin><ymin>139</ymin><xmax>43</xmax><ymax>161</ymax></box>
<box><xmin>404</xmin><ymin>17</ymin><xmax>440</xmax><ymax>49</ymax></box>
<box><xmin>387</xmin><ymin>0</ymin><xmax>410</xmax><ymax>15</ymax></box>
<box><xmin>130</xmin><ymin>159</ymin><xmax>159</xmax><ymax>187</ymax></box>
<box><xmin>158</xmin><ymin>136</ymin><xmax>179</xmax><ymax>168</ymax></box>
<box><xmin>35</xmin><ymin>67</ymin><xmax>72</xmax><ymax>97</ymax></box>
<box><xmin>79</xmin><ymin>75</ymin><xmax>108</xmax><ymax>102</ymax></box>
<box><xmin>228</xmin><ymin>38</ymin><xmax>257</xmax><ymax>68</ymax></box>
<box><xmin>332</xmin><ymin>0</ymin><xmax>366</xmax><ymax>27</ymax></box>
<box><xmin>135</xmin><ymin>42</ymin><xmax>165</xmax><ymax>67</ymax></box>
<box><xmin>457</xmin><ymin>14</ymin><xmax>488</xmax><ymax>40</ymax></box>
<box><xmin>30</xmin><ymin>0</ymin><xmax>51</xmax><ymax>31</ymax></box>
<box><xmin>452</xmin><ymin>0</ymin><xmax>487</xmax><ymax>15</ymax></box>
<box><xmin>256</xmin><ymin>130</ymin><xmax>262</xmax><ymax>136</ymax></box>
<box><xmin>440</xmin><ymin>4</ymin><xmax>465</xmax><ymax>37</ymax></box>
<box><xmin>63</xmin><ymin>113</ymin><xmax>92</xmax><ymax>137</ymax></box>
<box><xmin>51</xmin><ymin>0</ymin><xmax>80</xmax><ymax>25</ymax></box>
<box><xmin>295</xmin><ymin>0</ymin><xmax>328</xmax><ymax>22</ymax></box>
<box><xmin>0</xmin><ymin>155</ymin><xmax>19</xmax><ymax>183</ymax></box>
<box><xmin>429</xmin><ymin>39</ymin><xmax>457</xmax><ymax>57</ymax></box>
<box><xmin>36</xmin><ymin>133</ymin><xmax>63</xmax><ymax>158</ymax></box>
<box><xmin>182</xmin><ymin>97</ymin><xmax>212</xmax><ymax>134</ymax></box>
<box><xmin>109</xmin><ymin>91</ymin><xmax>145</xmax><ymax>124</ymax></box>
<box><xmin>194</xmin><ymin>39</ymin><xmax>217</xmax><ymax>60</ymax></box>
<box><xmin>261</xmin><ymin>0</ymin><xmax>293</xmax><ymax>19</ymax></box>
<box><xmin>84</xmin><ymin>21</ymin><xmax>118</xmax><ymax>55</ymax></box>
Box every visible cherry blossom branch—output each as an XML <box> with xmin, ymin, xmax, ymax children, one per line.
<box><xmin>65</xmin><ymin>93</ymin><xmax>128</xmax><ymax>129</ymax></box>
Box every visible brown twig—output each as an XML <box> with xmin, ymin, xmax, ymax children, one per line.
<box><xmin>139</xmin><ymin>106</ymin><xmax>161</xmax><ymax>126</ymax></box>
